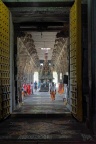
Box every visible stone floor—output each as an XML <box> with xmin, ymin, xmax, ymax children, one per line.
<box><xmin>0</xmin><ymin>91</ymin><xmax>96</xmax><ymax>143</ymax></box>
<box><xmin>13</xmin><ymin>91</ymin><xmax>70</xmax><ymax>114</ymax></box>
<box><xmin>0</xmin><ymin>116</ymin><xmax>95</xmax><ymax>143</ymax></box>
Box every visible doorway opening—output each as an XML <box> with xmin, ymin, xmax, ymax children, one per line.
<box><xmin>13</xmin><ymin>32</ymin><xmax>69</xmax><ymax>115</ymax></box>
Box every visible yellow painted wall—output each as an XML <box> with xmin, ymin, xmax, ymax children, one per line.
<box><xmin>70</xmin><ymin>0</ymin><xmax>82</xmax><ymax>121</ymax></box>
<box><xmin>0</xmin><ymin>0</ymin><xmax>10</xmax><ymax>119</ymax></box>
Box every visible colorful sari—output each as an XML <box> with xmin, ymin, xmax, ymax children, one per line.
<box><xmin>27</xmin><ymin>84</ymin><xmax>31</xmax><ymax>95</ymax></box>
<box><xmin>58</xmin><ymin>83</ymin><xmax>64</xmax><ymax>94</ymax></box>
<box><xmin>50</xmin><ymin>91</ymin><xmax>56</xmax><ymax>101</ymax></box>
<box><xmin>50</xmin><ymin>83</ymin><xmax>56</xmax><ymax>101</ymax></box>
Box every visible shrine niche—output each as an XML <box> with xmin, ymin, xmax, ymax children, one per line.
<box><xmin>39</xmin><ymin>50</ymin><xmax>53</xmax><ymax>92</ymax></box>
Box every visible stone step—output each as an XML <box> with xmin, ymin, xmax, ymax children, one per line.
<box><xmin>0</xmin><ymin>140</ymin><xmax>95</xmax><ymax>144</ymax></box>
<box><xmin>11</xmin><ymin>113</ymin><xmax>71</xmax><ymax>118</ymax></box>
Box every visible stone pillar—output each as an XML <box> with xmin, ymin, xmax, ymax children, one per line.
<box><xmin>29</xmin><ymin>73</ymin><xmax>32</xmax><ymax>83</ymax></box>
<box><xmin>58</xmin><ymin>72</ymin><xmax>60</xmax><ymax>83</ymax></box>
<box><xmin>14</xmin><ymin>24</ymin><xmax>20</xmax><ymax>104</ymax></box>
<box><xmin>10</xmin><ymin>12</ymin><xmax>15</xmax><ymax>112</ymax></box>
<box><xmin>31</xmin><ymin>73</ymin><xmax>33</xmax><ymax>83</ymax></box>
<box><xmin>27</xmin><ymin>73</ymin><xmax>29</xmax><ymax>83</ymax></box>
<box><xmin>26</xmin><ymin>73</ymin><xmax>29</xmax><ymax>83</ymax></box>
<box><xmin>88</xmin><ymin>0</ymin><xmax>96</xmax><ymax>134</ymax></box>
<box><xmin>29</xmin><ymin>73</ymin><xmax>31</xmax><ymax>83</ymax></box>
<box><xmin>82</xmin><ymin>5</ymin><xmax>89</xmax><ymax>122</ymax></box>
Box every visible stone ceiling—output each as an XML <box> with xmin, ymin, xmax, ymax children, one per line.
<box><xmin>3</xmin><ymin>0</ymin><xmax>87</xmax><ymax>24</ymax></box>
<box><xmin>29</xmin><ymin>32</ymin><xmax>57</xmax><ymax>60</ymax></box>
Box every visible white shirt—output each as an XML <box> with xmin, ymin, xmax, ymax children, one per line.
<box><xmin>30</xmin><ymin>84</ymin><xmax>33</xmax><ymax>89</ymax></box>
<box><xmin>50</xmin><ymin>85</ymin><xmax>56</xmax><ymax>92</ymax></box>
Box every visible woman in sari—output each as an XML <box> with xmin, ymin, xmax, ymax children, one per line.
<box><xmin>58</xmin><ymin>82</ymin><xmax>64</xmax><ymax>95</ymax></box>
<box><xmin>27</xmin><ymin>84</ymin><xmax>31</xmax><ymax>95</ymax></box>
<box><xmin>50</xmin><ymin>82</ymin><xmax>56</xmax><ymax>101</ymax></box>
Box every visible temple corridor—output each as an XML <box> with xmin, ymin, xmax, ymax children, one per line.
<box><xmin>0</xmin><ymin>0</ymin><xmax>96</xmax><ymax>143</ymax></box>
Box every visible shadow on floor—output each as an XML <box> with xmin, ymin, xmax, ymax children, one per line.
<box><xmin>0</xmin><ymin>115</ymin><xmax>95</xmax><ymax>143</ymax></box>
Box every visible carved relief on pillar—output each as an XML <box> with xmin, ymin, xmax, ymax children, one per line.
<box><xmin>51</xmin><ymin>37</ymin><xmax>68</xmax><ymax>74</ymax></box>
<box><xmin>21</xmin><ymin>33</ymin><xmax>39</xmax><ymax>68</ymax></box>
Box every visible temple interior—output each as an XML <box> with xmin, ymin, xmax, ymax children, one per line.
<box><xmin>0</xmin><ymin>0</ymin><xmax>96</xmax><ymax>143</ymax></box>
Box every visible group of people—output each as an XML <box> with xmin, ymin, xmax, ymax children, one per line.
<box><xmin>21</xmin><ymin>81</ymin><xmax>67</xmax><ymax>104</ymax></box>
<box><xmin>21</xmin><ymin>81</ymin><xmax>38</xmax><ymax>103</ymax></box>
<box><xmin>22</xmin><ymin>82</ymin><xmax>33</xmax><ymax>96</ymax></box>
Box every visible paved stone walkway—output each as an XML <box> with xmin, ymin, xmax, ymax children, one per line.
<box><xmin>0</xmin><ymin>116</ymin><xmax>95</xmax><ymax>142</ymax></box>
<box><xmin>13</xmin><ymin>91</ymin><xmax>70</xmax><ymax>114</ymax></box>
<box><xmin>0</xmin><ymin>91</ymin><xmax>95</xmax><ymax>143</ymax></box>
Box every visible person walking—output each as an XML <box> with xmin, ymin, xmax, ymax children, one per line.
<box><xmin>58</xmin><ymin>82</ymin><xmax>64</xmax><ymax>95</ymax></box>
<box><xmin>50</xmin><ymin>82</ymin><xmax>56</xmax><ymax>101</ymax></box>
<box><xmin>21</xmin><ymin>86</ymin><xmax>24</xmax><ymax>104</ymax></box>
<box><xmin>34</xmin><ymin>81</ymin><xmax>37</xmax><ymax>92</ymax></box>
<box><xmin>30</xmin><ymin>82</ymin><xmax>33</xmax><ymax>94</ymax></box>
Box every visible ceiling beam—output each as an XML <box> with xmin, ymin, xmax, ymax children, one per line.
<box><xmin>15</xmin><ymin>22</ymin><xmax>69</xmax><ymax>32</ymax></box>
<box><xmin>13</xmin><ymin>18</ymin><xmax>69</xmax><ymax>23</ymax></box>
<box><xmin>4</xmin><ymin>2</ymin><xmax>74</xmax><ymax>8</ymax></box>
<box><xmin>14</xmin><ymin>22</ymin><xmax>69</xmax><ymax>30</ymax></box>
<box><xmin>19</xmin><ymin>27</ymin><xmax>64</xmax><ymax>32</ymax></box>
<box><xmin>19</xmin><ymin>22</ymin><xmax>67</xmax><ymax>27</ymax></box>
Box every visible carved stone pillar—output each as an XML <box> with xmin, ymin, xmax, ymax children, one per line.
<box><xmin>14</xmin><ymin>24</ymin><xmax>20</xmax><ymax>104</ymax></box>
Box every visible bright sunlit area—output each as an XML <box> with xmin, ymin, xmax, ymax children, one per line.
<box><xmin>53</xmin><ymin>71</ymin><xmax>58</xmax><ymax>87</ymax></box>
<box><xmin>34</xmin><ymin>72</ymin><xmax>39</xmax><ymax>83</ymax></box>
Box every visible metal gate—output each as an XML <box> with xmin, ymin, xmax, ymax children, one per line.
<box><xmin>0</xmin><ymin>0</ymin><xmax>10</xmax><ymax>119</ymax></box>
<box><xmin>70</xmin><ymin>0</ymin><xmax>82</xmax><ymax>121</ymax></box>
